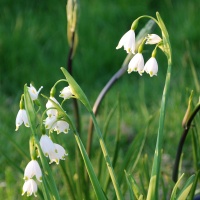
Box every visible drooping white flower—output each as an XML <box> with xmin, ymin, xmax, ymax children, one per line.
<box><xmin>145</xmin><ymin>34</ymin><xmax>162</xmax><ymax>45</ymax></box>
<box><xmin>22</xmin><ymin>179</ymin><xmax>38</xmax><ymax>197</ymax></box>
<box><xmin>15</xmin><ymin>109</ymin><xmax>30</xmax><ymax>131</ymax></box>
<box><xmin>39</xmin><ymin>135</ymin><xmax>67</xmax><ymax>164</ymax></box>
<box><xmin>59</xmin><ymin>86</ymin><xmax>73</xmax><ymax>100</ymax></box>
<box><xmin>116</xmin><ymin>30</ymin><xmax>135</xmax><ymax>54</ymax></box>
<box><xmin>54</xmin><ymin>121</ymin><xmax>70</xmax><ymax>134</ymax></box>
<box><xmin>39</xmin><ymin>135</ymin><xmax>56</xmax><ymax>157</ymax></box>
<box><xmin>27</xmin><ymin>84</ymin><xmax>43</xmax><ymax>101</ymax></box>
<box><xmin>44</xmin><ymin>115</ymin><xmax>57</xmax><ymax>130</ymax></box>
<box><xmin>24</xmin><ymin>160</ymin><xmax>42</xmax><ymax>182</ymax></box>
<box><xmin>46</xmin><ymin>97</ymin><xmax>60</xmax><ymax>117</ymax></box>
<box><xmin>128</xmin><ymin>53</ymin><xmax>144</xmax><ymax>75</ymax></box>
<box><xmin>49</xmin><ymin>143</ymin><xmax>68</xmax><ymax>164</ymax></box>
<box><xmin>144</xmin><ymin>57</ymin><xmax>158</xmax><ymax>77</ymax></box>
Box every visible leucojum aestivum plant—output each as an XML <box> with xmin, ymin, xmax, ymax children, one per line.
<box><xmin>14</xmin><ymin>3</ymin><xmax>199</xmax><ymax>199</ymax></box>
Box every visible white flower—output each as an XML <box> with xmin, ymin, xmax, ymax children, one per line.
<box><xmin>46</xmin><ymin>97</ymin><xmax>60</xmax><ymax>117</ymax></box>
<box><xmin>24</xmin><ymin>160</ymin><xmax>42</xmax><ymax>182</ymax></box>
<box><xmin>40</xmin><ymin>135</ymin><xmax>56</xmax><ymax>157</ymax></box>
<box><xmin>44</xmin><ymin>115</ymin><xmax>57</xmax><ymax>130</ymax></box>
<box><xmin>22</xmin><ymin>179</ymin><xmax>38</xmax><ymax>197</ymax></box>
<box><xmin>54</xmin><ymin>121</ymin><xmax>69</xmax><ymax>134</ymax></box>
<box><xmin>15</xmin><ymin>109</ymin><xmax>30</xmax><ymax>131</ymax></box>
<box><xmin>116</xmin><ymin>30</ymin><xmax>135</xmax><ymax>54</ymax></box>
<box><xmin>39</xmin><ymin>135</ymin><xmax>67</xmax><ymax>164</ymax></box>
<box><xmin>128</xmin><ymin>53</ymin><xmax>144</xmax><ymax>75</ymax></box>
<box><xmin>145</xmin><ymin>34</ymin><xmax>162</xmax><ymax>45</ymax></box>
<box><xmin>49</xmin><ymin>143</ymin><xmax>68</xmax><ymax>164</ymax></box>
<box><xmin>144</xmin><ymin>57</ymin><xmax>158</xmax><ymax>77</ymax></box>
<box><xmin>27</xmin><ymin>84</ymin><xmax>43</xmax><ymax>100</ymax></box>
<box><xmin>59</xmin><ymin>86</ymin><xmax>73</xmax><ymax>100</ymax></box>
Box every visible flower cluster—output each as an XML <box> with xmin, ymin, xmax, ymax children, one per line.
<box><xmin>16</xmin><ymin>84</ymin><xmax>74</xmax><ymax>197</ymax></box>
<box><xmin>116</xmin><ymin>28</ymin><xmax>162</xmax><ymax>77</ymax></box>
<box><xmin>15</xmin><ymin>84</ymin><xmax>43</xmax><ymax>131</ymax></box>
<box><xmin>22</xmin><ymin>160</ymin><xmax>42</xmax><ymax>197</ymax></box>
<box><xmin>44</xmin><ymin>97</ymin><xmax>70</xmax><ymax>134</ymax></box>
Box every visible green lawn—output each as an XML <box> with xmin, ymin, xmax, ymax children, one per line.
<box><xmin>0</xmin><ymin>0</ymin><xmax>200</xmax><ymax>199</ymax></box>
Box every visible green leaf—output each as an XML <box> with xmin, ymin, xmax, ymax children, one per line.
<box><xmin>170</xmin><ymin>173</ymin><xmax>185</xmax><ymax>200</ymax></box>
<box><xmin>24</xmin><ymin>84</ymin><xmax>37</xmax><ymax>135</ymax></box>
<box><xmin>125</xmin><ymin>171</ymin><xmax>135</xmax><ymax>200</ymax></box>
<box><xmin>125</xmin><ymin>171</ymin><xmax>143</xmax><ymax>199</ymax></box>
<box><xmin>119</xmin><ymin>115</ymin><xmax>153</xmax><ymax>194</ymax></box>
<box><xmin>61</xmin><ymin>67</ymin><xmax>123</xmax><ymax>200</ymax></box>
<box><xmin>187</xmin><ymin>171</ymin><xmax>200</xmax><ymax>200</ymax></box>
<box><xmin>61</xmin><ymin>67</ymin><xmax>92</xmax><ymax>111</ymax></box>
<box><xmin>73</xmin><ymin>133</ymin><xmax>107</xmax><ymax>200</ymax></box>
<box><xmin>177</xmin><ymin>174</ymin><xmax>195</xmax><ymax>200</ymax></box>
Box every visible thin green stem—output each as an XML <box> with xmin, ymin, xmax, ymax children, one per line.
<box><xmin>147</xmin><ymin>59</ymin><xmax>172</xmax><ymax>200</ymax></box>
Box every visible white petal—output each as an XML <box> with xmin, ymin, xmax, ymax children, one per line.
<box><xmin>59</xmin><ymin>86</ymin><xmax>73</xmax><ymax>100</ymax></box>
<box><xmin>24</xmin><ymin>160</ymin><xmax>42</xmax><ymax>182</ymax></box>
<box><xmin>49</xmin><ymin>143</ymin><xmax>67</xmax><ymax>164</ymax></box>
<box><xmin>55</xmin><ymin>143</ymin><xmax>68</xmax><ymax>160</ymax></box>
<box><xmin>116</xmin><ymin>30</ymin><xmax>135</xmax><ymax>54</ymax></box>
<box><xmin>28</xmin><ymin>84</ymin><xmax>43</xmax><ymax>100</ymax></box>
<box><xmin>54</xmin><ymin>121</ymin><xmax>69</xmax><ymax>134</ymax></box>
<box><xmin>44</xmin><ymin>116</ymin><xmax>57</xmax><ymax>130</ymax></box>
<box><xmin>15</xmin><ymin>109</ymin><xmax>29</xmax><ymax>131</ymax></box>
<box><xmin>144</xmin><ymin>57</ymin><xmax>158</xmax><ymax>77</ymax></box>
<box><xmin>15</xmin><ymin>110</ymin><xmax>23</xmax><ymax>130</ymax></box>
<box><xmin>22</xmin><ymin>179</ymin><xmax>38</xmax><ymax>197</ymax></box>
<box><xmin>46</xmin><ymin>97</ymin><xmax>60</xmax><ymax>117</ymax></box>
<box><xmin>39</xmin><ymin>135</ymin><xmax>56</xmax><ymax>157</ymax></box>
<box><xmin>145</xmin><ymin>34</ymin><xmax>162</xmax><ymax>44</ymax></box>
<box><xmin>128</xmin><ymin>53</ymin><xmax>144</xmax><ymax>74</ymax></box>
<box><xmin>21</xmin><ymin>110</ymin><xmax>30</xmax><ymax>127</ymax></box>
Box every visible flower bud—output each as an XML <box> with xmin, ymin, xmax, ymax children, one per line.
<box><xmin>182</xmin><ymin>91</ymin><xmax>193</xmax><ymax>128</ymax></box>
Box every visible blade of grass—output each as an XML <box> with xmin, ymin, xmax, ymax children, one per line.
<box><xmin>98</xmin><ymin>102</ymin><xmax>118</xmax><ymax>180</ymax></box>
<box><xmin>125</xmin><ymin>171</ymin><xmax>144</xmax><ymax>199</ymax></box>
<box><xmin>125</xmin><ymin>171</ymin><xmax>136</xmax><ymax>200</ymax></box>
<box><xmin>118</xmin><ymin>115</ymin><xmax>154</xmax><ymax>187</ymax></box>
<box><xmin>103</xmin><ymin>98</ymin><xmax>122</xmax><ymax>193</ymax></box>
<box><xmin>61</xmin><ymin>67</ymin><xmax>123</xmax><ymax>200</ymax></box>
<box><xmin>170</xmin><ymin>173</ymin><xmax>185</xmax><ymax>200</ymax></box>
<box><xmin>177</xmin><ymin>174</ymin><xmax>195</xmax><ymax>200</ymax></box>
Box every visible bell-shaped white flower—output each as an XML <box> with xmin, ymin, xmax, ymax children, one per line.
<box><xmin>128</xmin><ymin>53</ymin><xmax>144</xmax><ymax>75</ymax></box>
<box><xmin>39</xmin><ymin>135</ymin><xmax>56</xmax><ymax>157</ymax></box>
<box><xmin>144</xmin><ymin>57</ymin><xmax>158</xmax><ymax>77</ymax></box>
<box><xmin>49</xmin><ymin>143</ymin><xmax>68</xmax><ymax>164</ymax></box>
<box><xmin>39</xmin><ymin>135</ymin><xmax>67</xmax><ymax>164</ymax></box>
<box><xmin>44</xmin><ymin>115</ymin><xmax>57</xmax><ymax>130</ymax></box>
<box><xmin>59</xmin><ymin>86</ymin><xmax>73</xmax><ymax>100</ymax></box>
<box><xmin>116</xmin><ymin>30</ymin><xmax>135</xmax><ymax>54</ymax></box>
<box><xmin>145</xmin><ymin>34</ymin><xmax>162</xmax><ymax>45</ymax></box>
<box><xmin>22</xmin><ymin>179</ymin><xmax>38</xmax><ymax>197</ymax></box>
<box><xmin>15</xmin><ymin>109</ymin><xmax>30</xmax><ymax>131</ymax></box>
<box><xmin>54</xmin><ymin>121</ymin><xmax>70</xmax><ymax>134</ymax></box>
<box><xmin>46</xmin><ymin>97</ymin><xmax>60</xmax><ymax>117</ymax></box>
<box><xmin>24</xmin><ymin>160</ymin><xmax>42</xmax><ymax>182</ymax></box>
<box><xmin>27</xmin><ymin>84</ymin><xmax>43</xmax><ymax>101</ymax></box>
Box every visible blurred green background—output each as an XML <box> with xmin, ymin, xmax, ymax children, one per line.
<box><xmin>1</xmin><ymin>0</ymin><xmax>200</xmax><ymax>199</ymax></box>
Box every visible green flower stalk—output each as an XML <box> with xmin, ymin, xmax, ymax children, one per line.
<box><xmin>117</xmin><ymin>12</ymin><xmax>172</xmax><ymax>199</ymax></box>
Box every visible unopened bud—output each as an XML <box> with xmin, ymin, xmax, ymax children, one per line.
<box><xmin>182</xmin><ymin>90</ymin><xmax>193</xmax><ymax>128</ymax></box>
